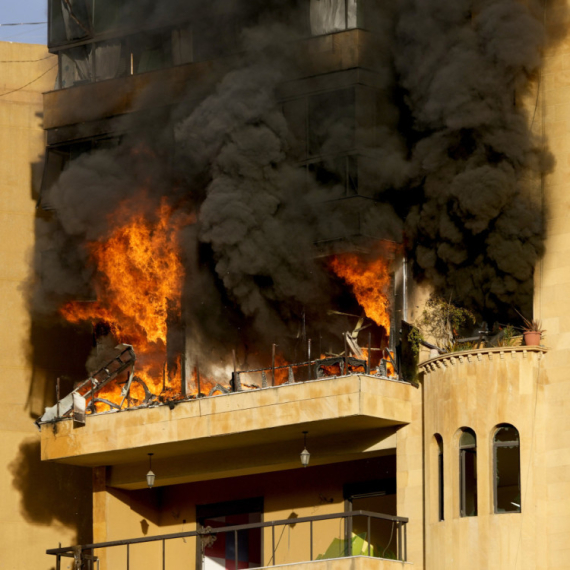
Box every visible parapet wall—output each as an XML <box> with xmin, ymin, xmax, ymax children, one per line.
<box><xmin>420</xmin><ymin>347</ymin><xmax>547</xmax><ymax>570</ymax></box>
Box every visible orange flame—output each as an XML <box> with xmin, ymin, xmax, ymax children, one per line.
<box><xmin>60</xmin><ymin>196</ymin><xmax>192</xmax><ymax>410</ymax></box>
<box><xmin>329</xmin><ymin>252</ymin><xmax>392</xmax><ymax>333</ymax></box>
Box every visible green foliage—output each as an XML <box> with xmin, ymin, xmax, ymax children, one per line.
<box><xmin>407</xmin><ymin>326</ymin><xmax>423</xmax><ymax>357</ymax></box>
<box><xmin>408</xmin><ymin>295</ymin><xmax>477</xmax><ymax>355</ymax></box>
<box><xmin>496</xmin><ymin>324</ymin><xmax>522</xmax><ymax>347</ymax></box>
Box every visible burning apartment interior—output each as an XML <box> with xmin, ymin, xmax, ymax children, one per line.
<box><xmin>27</xmin><ymin>0</ymin><xmax>558</xmax><ymax>568</ymax></box>
<box><xmin>35</xmin><ymin>0</ymin><xmax>546</xmax><ymax>423</ymax></box>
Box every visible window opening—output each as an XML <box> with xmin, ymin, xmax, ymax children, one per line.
<box><xmin>459</xmin><ymin>428</ymin><xmax>477</xmax><ymax>517</ymax></box>
<box><xmin>59</xmin><ymin>44</ymin><xmax>94</xmax><ymax>88</ymax></box>
<box><xmin>309</xmin><ymin>0</ymin><xmax>358</xmax><ymax>35</ymax></box>
<box><xmin>493</xmin><ymin>425</ymin><xmax>521</xmax><ymax>513</ymax></box>
<box><xmin>435</xmin><ymin>434</ymin><xmax>444</xmax><ymax>521</ymax></box>
<box><xmin>197</xmin><ymin>498</ymin><xmax>263</xmax><ymax>570</ymax></box>
<box><xmin>344</xmin><ymin>477</ymin><xmax>397</xmax><ymax>559</ymax></box>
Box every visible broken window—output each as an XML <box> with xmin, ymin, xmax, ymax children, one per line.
<box><xmin>59</xmin><ymin>44</ymin><xmax>94</xmax><ymax>88</ymax></box>
<box><xmin>435</xmin><ymin>434</ymin><xmax>444</xmax><ymax>521</ymax></box>
<box><xmin>459</xmin><ymin>428</ymin><xmax>477</xmax><ymax>517</ymax></box>
<box><xmin>308</xmin><ymin>88</ymin><xmax>355</xmax><ymax>156</ymax></box>
<box><xmin>94</xmin><ymin>39</ymin><xmax>127</xmax><ymax>81</ymax></box>
<box><xmin>310</xmin><ymin>0</ymin><xmax>358</xmax><ymax>35</ymax></box>
<box><xmin>49</xmin><ymin>0</ymin><xmax>92</xmax><ymax>45</ymax></box>
<box><xmin>493</xmin><ymin>425</ymin><xmax>521</xmax><ymax>513</ymax></box>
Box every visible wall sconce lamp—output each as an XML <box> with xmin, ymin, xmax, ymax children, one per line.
<box><xmin>146</xmin><ymin>453</ymin><xmax>156</xmax><ymax>488</ymax></box>
<box><xmin>300</xmin><ymin>431</ymin><xmax>310</xmax><ymax>468</ymax></box>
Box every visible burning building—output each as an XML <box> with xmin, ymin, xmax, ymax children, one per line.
<box><xmin>10</xmin><ymin>0</ymin><xmax>570</xmax><ymax>569</ymax></box>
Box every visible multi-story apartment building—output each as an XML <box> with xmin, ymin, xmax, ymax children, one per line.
<box><xmin>29</xmin><ymin>1</ymin><xmax>570</xmax><ymax>570</ymax></box>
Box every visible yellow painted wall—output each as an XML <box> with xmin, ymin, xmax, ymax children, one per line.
<box><xmin>0</xmin><ymin>41</ymin><xmax>92</xmax><ymax>570</ymax></box>
<box><xmin>94</xmin><ymin>457</ymin><xmax>402</xmax><ymax>570</ymax></box>
<box><xmin>421</xmin><ymin>348</ymin><xmax>546</xmax><ymax>570</ymax></box>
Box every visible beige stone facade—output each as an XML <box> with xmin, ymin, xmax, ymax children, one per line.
<box><xmin>0</xmin><ymin>41</ymin><xmax>85</xmax><ymax>569</ymax></box>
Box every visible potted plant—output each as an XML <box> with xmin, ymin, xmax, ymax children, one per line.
<box><xmin>519</xmin><ymin>314</ymin><xmax>545</xmax><ymax>346</ymax></box>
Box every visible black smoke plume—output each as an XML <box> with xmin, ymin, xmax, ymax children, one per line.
<box><xmin>33</xmin><ymin>0</ymin><xmax>554</xmax><ymax>369</ymax></box>
<box><xmin>393</xmin><ymin>0</ymin><xmax>552</xmax><ymax>318</ymax></box>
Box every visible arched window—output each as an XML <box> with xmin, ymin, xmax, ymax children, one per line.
<box><xmin>493</xmin><ymin>425</ymin><xmax>521</xmax><ymax>513</ymax></box>
<box><xmin>435</xmin><ymin>434</ymin><xmax>444</xmax><ymax>521</ymax></box>
<box><xmin>459</xmin><ymin>428</ymin><xmax>477</xmax><ymax>517</ymax></box>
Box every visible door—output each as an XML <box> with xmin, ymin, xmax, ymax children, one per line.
<box><xmin>198</xmin><ymin>498</ymin><xmax>263</xmax><ymax>570</ymax></box>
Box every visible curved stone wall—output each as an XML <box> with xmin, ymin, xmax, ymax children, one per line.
<box><xmin>420</xmin><ymin>347</ymin><xmax>547</xmax><ymax>570</ymax></box>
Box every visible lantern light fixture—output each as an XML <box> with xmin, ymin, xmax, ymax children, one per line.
<box><xmin>300</xmin><ymin>431</ymin><xmax>310</xmax><ymax>468</ymax></box>
<box><xmin>146</xmin><ymin>453</ymin><xmax>156</xmax><ymax>488</ymax></box>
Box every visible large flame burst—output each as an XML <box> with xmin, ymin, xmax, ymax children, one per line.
<box><xmin>329</xmin><ymin>252</ymin><xmax>392</xmax><ymax>333</ymax></box>
<box><xmin>60</xmin><ymin>196</ymin><xmax>189</xmax><ymax>406</ymax></box>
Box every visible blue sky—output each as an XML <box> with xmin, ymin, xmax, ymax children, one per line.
<box><xmin>0</xmin><ymin>0</ymin><xmax>48</xmax><ymax>44</ymax></box>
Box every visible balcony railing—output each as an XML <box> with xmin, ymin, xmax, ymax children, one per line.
<box><xmin>48</xmin><ymin>510</ymin><xmax>408</xmax><ymax>570</ymax></box>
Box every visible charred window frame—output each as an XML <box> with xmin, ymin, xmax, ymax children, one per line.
<box><xmin>493</xmin><ymin>425</ymin><xmax>521</xmax><ymax>514</ymax></box>
<box><xmin>435</xmin><ymin>434</ymin><xmax>444</xmax><ymax>521</ymax></box>
<box><xmin>459</xmin><ymin>428</ymin><xmax>477</xmax><ymax>518</ymax></box>
<box><xmin>49</xmin><ymin>0</ymin><xmax>93</xmax><ymax>47</ymax></box>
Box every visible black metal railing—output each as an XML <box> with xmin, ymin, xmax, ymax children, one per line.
<box><xmin>47</xmin><ymin>510</ymin><xmax>408</xmax><ymax>570</ymax></box>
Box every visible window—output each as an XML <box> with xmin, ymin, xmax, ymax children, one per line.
<box><xmin>50</xmin><ymin>0</ymin><xmax>92</xmax><ymax>46</ymax></box>
<box><xmin>493</xmin><ymin>425</ymin><xmax>521</xmax><ymax>513</ymax></box>
<box><xmin>309</xmin><ymin>0</ymin><xmax>358</xmax><ymax>35</ymax></box>
<box><xmin>59</xmin><ymin>45</ymin><xmax>94</xmax><ymax>88</ymax></box>
<box><xmin>459</xmin><ymin>428</ymin><xmax>477</xmax><ymax>517</ymax></box>
<box><xmin>344</xmin><ymin>474</ymin><xmax>397</xmax><ymax>559</ymax></box>
<box><xmin>434</xmin><ymin>434</ymin><xmax>444</xmax><ymax>521</ymax></box>
<box><xmin>197</xmin><ymin>498</ymin><xmax>263</xmax><ymax>570</ymax></box>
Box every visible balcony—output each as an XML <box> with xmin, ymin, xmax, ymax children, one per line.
<box><xmin>47</xmin><ymin>510</ymin><xmax>410</xmax><ymax>570</ymax></box>
<box><xmin>40</xmin><ymin>374</ymin><xmax>416</xmax><ymax>488</ymax></box>
<box><xmin>43</xmin><ymin>29</ymin><xmax>387</xmax><ymax>130</ymax></box>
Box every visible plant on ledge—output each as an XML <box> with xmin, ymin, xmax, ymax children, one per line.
<box><xmin>409</xmin><ymin>295</ymin><xmax>477</xmax><ymax>357</ymax></box>
<box><xmin>517</xmin><ymin>312</ymin><xmax>546</xmax><ymax>346</ymax></box>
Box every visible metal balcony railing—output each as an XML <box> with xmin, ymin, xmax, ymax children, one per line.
<box><xmin>47</xmin><ymin>510</ymin><xmax>409</xmax><ymax>570</ymax></box>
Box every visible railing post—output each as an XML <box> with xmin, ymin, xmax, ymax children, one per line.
<box><xmin>367</xmin><ymin>517</ymin><xmax>371</xmax><ymax>556</ymax></box>
<box><xmin>272</xmin><ymin>525</ymin><xmax>275</xmax><ymax>566</ymax></box>
<box><xmin>56</xmin><ymin>554</ymin><xmax>61</xmax><ymax>570</ymax></box>
<box><xmin>127</xmin><ymin>543</ymin><xmax>130</xmax><ymax>570</ymax></box>
<box><xmin>235</xmin><ymin>530</ymin><xmax>238</xmax><ymax>570</ymax></box>
<box><xmin>404</xmin><ymin>523</ymin><xmax>407</xmax><ymax>562</ymax></box>
<box><xmin>162</xmin><ymin>539</ymin><xmax>166</xmax><ymax>570</ymax></box>
<box><xmin>397</xmin><ymin>522</ymin><xmax>402</xmax><ymax>561</ymax></box>
<box><xmin>310</xmin><ymin>520</ymin><xmax>313</xmax><ymax>561</ymax></box>
<box><xmin>347</xmin><ymin>513</ymin><xmax>353</xmax><ymax>557</ymax></box>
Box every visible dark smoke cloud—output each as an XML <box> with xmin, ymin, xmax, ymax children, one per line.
<box><xmin>393</xmin><ymin>0</ymin><xmax>551</xmax><ymax>316</ymax></box>
<box><xmin>33</xmin><ymin>0</ymin><xmax>555</xmax><ymax>365</ymax></box>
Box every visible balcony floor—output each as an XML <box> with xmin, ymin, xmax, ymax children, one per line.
<box><xmin>40</xmin><ymin>374</ymin><xmax>416</xmax><ymax>488</ymax></box>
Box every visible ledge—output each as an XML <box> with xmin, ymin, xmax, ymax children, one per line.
<box><xmin>419</xmin><ymin>346</ymin><xmax>548</xmax><ymax>374</ymax></box>
<box><xmin>40</xmin><ymin>374</ymin><xmax>417</xmax><ymax>487</ymax></box>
